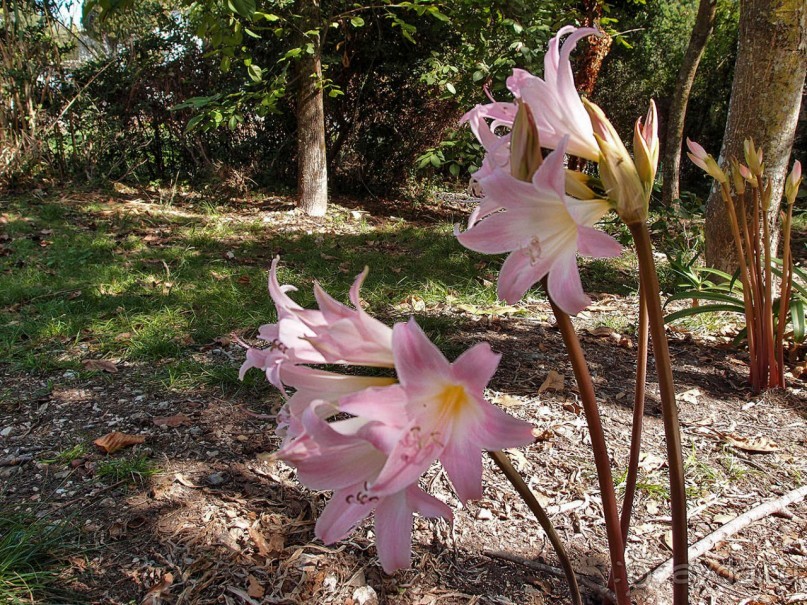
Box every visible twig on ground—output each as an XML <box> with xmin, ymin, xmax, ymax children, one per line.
<box><xmin>483</xmin><ymin>549</ymin><xmax>617</xmax><ymax>604</ymax></box>
<box><xmin>639</xmin><ymin>483</ymin><xmax>807</xmax><ymax>590</ymax></box>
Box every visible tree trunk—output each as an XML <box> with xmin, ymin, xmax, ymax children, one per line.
<box><xmin>704</xmin><ymin>0</ymin><xmax>806</xmax><ymax>271</ymax></box>
<box><xmin>661</xmin><ymin>0</ymin><xmax>717</xmax><ymax>208</ymax></box>
<box><xmin>295</xmin><ymin>0</ymin><xmax>328</xmax><ymax>217</ymax></box>
<box><xmin>573</xmin><ymin>0</ymin><xmax>612</xmax><ymax>97</ymax></box>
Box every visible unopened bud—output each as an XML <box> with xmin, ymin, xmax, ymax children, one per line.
<box><xmin>743</xmin><ymin>139</ymin><xmax>764</xmax><ymax>175</ymax></box>
<box><xmin>584</xmin><ymin>98</ymin><xmax>647</xmax><ymax>224</ymax></box>
<box><xmin>633</xmin><ymin>100</ymin><xmax>659</xmax><ymax>186</ymax></box>
<box><xmin>738</xmin><ymin>163</ymin><xmax>758</xmax><ymax>188</ymax></box>
<box><xmin>686</xmin><ymin>138</ymin><xmax>728</xmax><ymax>184</ymax></box>
<box><xmin>785</xmin><ymin>160</ymin><xmax>802</xmax><ymax>204</ymax></box>
<box><xmin>510</xmin><ymin>99</ymin><xmax>543</xmax><ymax>181</ymax></box>
<box><xmin>729</xmin><ymin>159</ymin><xmax>746</xmax><ymax>195</ymax></box>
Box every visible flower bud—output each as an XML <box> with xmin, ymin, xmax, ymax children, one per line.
<box><xmin>633</xmin><ymin>100</ymin><xmax>659</xmax><ymax>186</ymax></box>
<box><xmin>785</xmin><ymin>160</ymin><xmax>802</xmax><ymax>204</ymax></box>
<box><xmin>509</xmin><ymin>99</ymin><xmax>543</xmax><ymax>182</ymax></box>
<box><xmin>729</xmin><ymin>159</ymin><xmax>746</xmax><ymax>194</ymax></box>
<box><xmin>584</xmin><ymin>98</ymin><xmax>646</xmax><ymax>223</ymax></box>
<box><xmin>738</xmin><ymin>163</ymin><xmax>758</xmax><ymax>188</ymax></box>
<box><xmin>686</xmin><ymin>138</ymin><xmax>728</xmax><ymax>184</ymax></box>
<box><xmin>743</xmin><ymin>139</ymin><xmax>764</xmax><ymax>175</ymax></box>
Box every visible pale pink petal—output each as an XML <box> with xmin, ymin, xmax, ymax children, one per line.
<box><xmin>471</xmin><ymin>402</ymin><xmax>535</xmax><ymax>451</ymax></box>
<box><xmin>530</xmin><ymin>138</ymin><xmax>568</xmax><ymax>200</ymax></box>
<box><xmin>546</xmin><ymin>251</ymin><xmax>590</xmax><ymax>315</ymax></box>
<box><xmin>577</xmin><ymin>226</ymin><xmax>622</xmax><ymax>258</ymax></box>
<box><xmin>440</xmin><ymin>436</ymin><xmax>483</xmax><ymax>502</ymax></box>
<box><xmin>450</xmin><ymin>342</ymin><xmax>500</xmax><ymax>394</ymax></box>
<box><xmin>374</xmin><ymin>490</ymin><xmax>413</xmax><ymax>573</ymax></box>
<box><xmin>497</xmin><ymin>248</ymin><xmax>554</xmax><ymax>304</ymax></box>
<box><xmin>339</xmin><ymin>384</ymin><xmax>409</xmax><ymax>428</ymax></box>
<box><xmin>564</xmin><ymin>196</ymin><xmax>612</xmax><ymax>226</ymax></box>
<box><xmin>316</xmin><ymin>485</ymin><xmax>378</xmax><ymax>544</ymax></box>
<box><xmin>456</xmin><ymin>208</ymin><xmax>534</xmax><ymax>254</ymax></box>
<box><xmin>392</xmin><ymin>319</ymin><xmax>450</xmax><ymax>388</ymax></box>
<box><xmin>408</xmin><ymin>486</ymin><xmax>452</xmax><ymax>521</ymax></box>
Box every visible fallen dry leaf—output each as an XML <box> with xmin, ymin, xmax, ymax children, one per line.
<box><xmin>93</xmin><ymin>431</ymin><xmax>145</xmax><ymax>454</ymax></box>
<box><xmin>723</xmin><ymin>433</ymin><xmax>779</xmax><ymax>453</ymax></box>
<box><xmin>236</xmin><ymin>274</ymin><xmax>251</xmax><ymax>284</ymax></box>
<box><xmin>174</xmin><ymin>473</ymin><xmax>199</xmax><ymax>488</ymax></box>
<box><xmin>538</xmin><ymin>370</ymin><xmax>564</xmax><ymax>394</ymax></box>
<box><xmin>141</xmin><ymin>573</ymin><xmax>174</xmax><ymax>605</ymax></box>
<box><xmin>152</xmin><ymin>414</ymin><xmax>190</xmax><ymax>428</ymax></box>
<box><xmin>492</xmin><ymin>394</ymin><xmax>522</xmax><ymax>408</ymax></box>
<box><xmin>249</xmin><ymin>526</ymin><xmax>284</xmax><ymax>558</ymax></box>
<box><xmin>676</xmin><ymin>388</ymin><xmax>702</xmax><ymax>405</ymax></box>
<box><xmin>247</xmin><ymin>574</ymin><xmax>265</xmax><ymax>599</ymax></box>
<box><xmin>82</xmin><ymin>359</ymin><xmax>118</xmax><ymax>373</ymax></box>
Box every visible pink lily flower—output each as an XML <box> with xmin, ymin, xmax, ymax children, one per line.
<box><xmin>240</xmin><ymin>260</ymin><xmax>394</xmax><ymax>390</ymax></box>
<box><xmin>461</xmin><ymin>27</ymin><xmax>601</xmax><ymax>166</ymax></box>
<box><xmin>341</xmin><ymin>318</ymin><xmax>535</xmax><ymax>503</ymax></box>
<box><xmin>510</xmin><ymin>26</ymin><xmax>602</xmax><ymax>161</ymax></box>
<box><xmin>306</xmin><ymin>268</ymin><xmax>394</xmax><ymax>368</ymax></box>
<box><xmin>456</xmin><ymin>138</ymin><xmax>621</xmax><ymax>314</ymax></box>
<box><xmin>276</xmin><ymin>402</ymin><xmax>452</xmax><ymax>573</ymax></box>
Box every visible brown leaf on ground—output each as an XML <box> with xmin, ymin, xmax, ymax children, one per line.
<box><xmin>588</xmin><ymin>326</ymin><xmax>615</xmax><ymax>337</ymax></box>
<box><xmin>492</xmin><ymin>394</ymin><xmax>522</xmax><ymax>408</ymax></box>
<box><xmin>82</xmin><ymin>359</ymin><xmax>118</xmax><ymax>373</ymax></box>
<box><xmin>141</xmin><ymin>573</ymin><xmax>174</xmax><ymax>605</ymax></box>
<box><xmin>723</xmin><ymin>434</ymin><xmax>779</xmax><ymax>453</ymax></box>
<box><xmin>249</xmin><ymin>526</ymin><xmax>284</xmax><ymax>558</ymax></box>
<box><xmin>93</xmin><ymin>431</ymin><xmax>145</xmax><ymax>454</ymax></box>
<box><xmin>152</xmin><ymin>414</ymin><xmax>191</xmax><ymax>428</ymax></box>
<box><xmin>538</xmin><ymin>370</ymin><xmax>564</xmax><ymax>394</ymax></box>
<box><xmin>247</xmin><ymin>574</ymin><xmax>265</xmax><ymax>599</ymax></box>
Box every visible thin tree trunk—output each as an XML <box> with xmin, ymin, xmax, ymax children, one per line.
<box><xmin>574</xmin><ymin>0</ymin><xmax>612</xmax><ymax>96</ymax></box>
<box><xmin>704</xmin><ymin>0</ymin><xmax>806</xmax><ymax>272</ymax></box>
<box><xmin>295</xmin><ymin>0</ymin><xmax>328</xmax><ymax>217</ymax></box>
<box><xmin>661</xmin><ymin>0</ymin><xmax>717</xmax><ymax>208</ymax></box>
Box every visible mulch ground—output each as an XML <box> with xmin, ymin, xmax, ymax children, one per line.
<box><xmin>1</xmin><ymin>190</ymin><xmax>805</xmax><ymax>605</ymax></box>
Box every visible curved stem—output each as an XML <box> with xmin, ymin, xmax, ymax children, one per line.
<box><xmin>628</xmin><ymin>222</ymin><xmax>689</xmax><ymax>605</ymax></box>
<box><xmin>549</xmin><ymin>299</ymin><xmax>631</xmax><ymax>605</ymax></box>
<box><xmin>621</xmin><ymin>287</ymin><xmax>649</xmax><ymax>543</ymax></box>
<box><xmin>488</xmin><ymin>450</ymin><xmax>583</xmax><ymax>605</ymax></box>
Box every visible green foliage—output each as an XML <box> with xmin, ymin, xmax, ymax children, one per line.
<box><xmin>96</xmin><ymin>454</ymin><xmax>159</xmax><ymax>483</ymax></box>
<box><xmin>664</xmin><ymin>261</ymin><xmax>807</xmax><ymax>346</ymax></box>
<box><xmin>0</xmin><ymin>509</ymin><xmax>74</xmax><ymax>604</ymax></box>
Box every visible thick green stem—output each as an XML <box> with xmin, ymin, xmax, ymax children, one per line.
<box><xmin>550</xmin><ymin>300</ymin><xmax>631</xmax><ymax>605</ymax></box>
<box><xmin>628</xmin><ymin>222</ymin><xmax>689</xmax><ymax>605</ymax></box>
<box><xmin>488</xmin><ymin>450</ymin><xmax>583</xmax><ymax>605</ymax></box>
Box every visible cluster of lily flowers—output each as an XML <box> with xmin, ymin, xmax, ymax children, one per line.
<box><xmin>239</xmin><ymin>258</ymin><xmax>535</xmax><ymax>572</ymax></box>
<box><xmin>241</xmin><ymin>25</ymin><xmax>661</xmax><ymax>573</ymax></box>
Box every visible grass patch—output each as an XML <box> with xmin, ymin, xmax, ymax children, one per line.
<box><xmin>0</xmin><ymin>509</ymin><xmax>74</xmax><ymax>604</ymax></box>
<box><xmin>0</xmin><ymin>191</ymin><xmax>635</xmax><ymax>392</ymax></box>
<box><xmin>95</xmin><ymin>454</ymin><xmax>159</xmax><ymax>484</ymax></box>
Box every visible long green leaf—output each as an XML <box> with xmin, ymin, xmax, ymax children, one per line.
<box><xmin>664</xmin><ymin>303</ymin><xmax>747</xmax><ymax>324</ymax></box>
<box><xmin>665</xmin><ymin>290</ymin><xmax>745</xmax><ymax>307</ymax></box>
<box><xmin>791</xmin><ymin>299</ymin><xmax>806</xmax><ymax>343</ymax></box>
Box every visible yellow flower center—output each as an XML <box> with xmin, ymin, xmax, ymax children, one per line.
<box><xmin>439</xmin><ymin>384</ymin><xmax>469</xmax><ymax>418</ymax></box>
